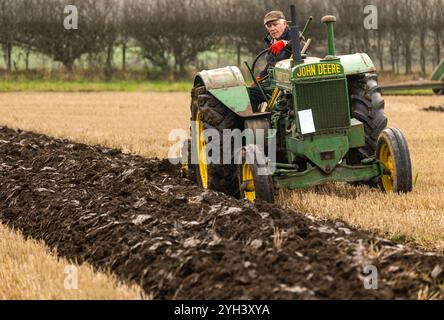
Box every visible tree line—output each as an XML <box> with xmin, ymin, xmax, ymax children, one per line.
<box><xmin>0</xmin><ymin>0</ymin><xmax>443</xmax><ymax>79</ymax></box>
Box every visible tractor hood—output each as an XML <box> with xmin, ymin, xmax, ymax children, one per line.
<box><xmin>275</xmin><ymin>53</ymin><xmax>376</xmax><ymax>76</ymax></box>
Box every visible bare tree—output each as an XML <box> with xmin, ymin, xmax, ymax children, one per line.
<box><xmin>221</xmin><ymin>0</ymin><xmax>264</xmax><ymax>64</ymax></box>
<box><xmin>118</xmin><ymin>0</ymin><xmax>131</xmax><ymax>72</ymax></box>
<box><xmin>430</xmin><ymin>0</ymin><xmax>444</xmax><ymax>66</ymax></box>
<box><xmin>0</xmin><ymin>0</ymin><xmax>18</xmax><ymax>71</ymax></box>
<box><xmin>128</xmin><ymin>0</ymin><xmax>223</xmax><ymax>78</ymax></box>
<box><xmin>398</xmin><ymin>0</ymin><xmax>415</xmax><ymax>74</ymax></box>
<box><xmin>18</xmin><ymin>0</ymin><xmax>110</xmax><ymax>72</ymax></box>
<box><xmin>97</xmin><ymin>0</ymin><xmax>120</xmax><ymax>79</ymax></box>
<box><xmin>413</xmin><ymin>0</ymin><xmax>430</xmax><ymax>75</ymax></box>
<box><xmin>0</xmin><ymin>0</ymin><xmax>441</xmax><ymax>78</ymax></box>
<box><xmin>126</xmin><ymin>0</ymin><xmax>172</xmax><ymax>76</ymax></box>
<box><xmin>167</xmin><ymin>0</ymin><xmax>222</xmax><ymax>77</ymax></box>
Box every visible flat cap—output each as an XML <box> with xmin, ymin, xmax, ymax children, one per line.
<box><xmin>264</xmin><ymin>10</ymin><xmax>286</xmax><ymax>25</ymax></box>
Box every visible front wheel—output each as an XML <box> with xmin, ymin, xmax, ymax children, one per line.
<box><xmin>433</xmin><ymin>88</ymin><xmax>444</xmax><ymax>96</ymax></box>
<box><xmin>238</xmin><ymin>145</ymin><xmax>275</xmax><ymax>203</ymax></box>
<box><xmin>376</xmin><ymin>128</ymin><xmax>413</xmax><ymax>193</ymax></box>
<box><xmin>433</xmin><ymin>76</ymin><xmax>444</xmax><ymax>95</ymax></box>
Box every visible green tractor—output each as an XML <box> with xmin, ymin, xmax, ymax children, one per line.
<box><xmin>186</xmin><ymin>5</ymin><xmax>412</xmax><ymax>203</ymax></box>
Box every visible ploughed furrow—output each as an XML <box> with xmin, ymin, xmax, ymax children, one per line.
<box><xmin>0</xmin><ymin>126</ymin><xmax>442</xmax><ymax>299</ymax></box>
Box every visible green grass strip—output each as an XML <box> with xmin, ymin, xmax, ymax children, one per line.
<box><xmin>0</xmin><ymin>80</ymin><xmax>193</xmax><ymax>92</ymax></box>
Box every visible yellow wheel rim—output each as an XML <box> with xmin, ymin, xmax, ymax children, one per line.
<box><xmin>242</xmin><ymin>163</ymin><xmax>256</xmax><ymax>203</ymax></box>
<box><xmin>195</xmin><ymin>111</ymin><xmax>208</xmax><ymax>189</ymax></box>
<box><xmin>379</xmin><ymin>142</ymin><xmax>395</xmax><ymax>192</ymax></box>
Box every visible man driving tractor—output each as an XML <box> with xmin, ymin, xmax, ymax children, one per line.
<box><xmin>249</xmin><ymin>10</ymin><xmax>305</xmax><ymax>112</ymax></box>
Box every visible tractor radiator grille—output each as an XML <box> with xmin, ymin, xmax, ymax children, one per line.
<box><xmin>294</xmin><ymin>78</ymin><xmax>350</xmax><ymax>131</ymax></box>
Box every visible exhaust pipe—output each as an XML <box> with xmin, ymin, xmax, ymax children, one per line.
<box><xmin>322</xmin><ymin>15</ymin><xmax>337</xmax><ymax>57</ymax></box>
<box><xmin>290</xmin><ymin>4</ymin><xmax>303</xmax><ymax>66</ymax></box>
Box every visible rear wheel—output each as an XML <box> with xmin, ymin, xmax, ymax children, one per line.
<box><xmin>433</xmin><ymin>88</ymin><xmax>444</xmax><ymax>96</ymax></box>
<box><xmin>347</xmin><ymin>73</ymin><xmax>388</xmax><ymax>187</ymax></box>
<box><xmin>433</xmin><ymin>75</ymin><xmax>444</xmax><ymax>95</ymax></box>
<box><xmin>376</xmin><ymin>128</ymin><xmax>413</xmax><ymax>193</ymax></box>
<box><xmin>238</xmin><ymin>145</ymin><xmax>275</xmax><ymax>203</ymax></box>
<box><xmin>348</xmin><ymin>73</ymin><xmax>388</xmax><ymax>160</ymax></box>
<box><xmin>190</xmin><ymin>84</ymin><xmax>241</xmax><ymax>197</ymax></box>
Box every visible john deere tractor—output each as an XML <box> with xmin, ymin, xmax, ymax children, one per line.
<box><xmin>186</xmin><ymin>5</ymin><xmax>412</xmax><ymax>203</ymax></box>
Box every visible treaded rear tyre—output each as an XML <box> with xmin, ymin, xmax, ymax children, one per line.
<box><xmin>433</xmin><ymin>88</ymin><xmax>444</xmax><ymax>96</ymax></box>
<box><xmin>190</xmin><ymin>84</ymin><xmax>241</xmax><ymax>197</ymax></box>
<box><xmin>347</xmin><ymin>73</ymin><xmax>388</xmax><ymax>187</ymax></box>
<box><xmin>348</xmin><ymin>73</ymin><xmax>388</xmax><ymax>159</ymax></box>
<box><xmin>433</xmin><ymin>75</ymin><xmax>444</xmax><ymax>95</ymax></box>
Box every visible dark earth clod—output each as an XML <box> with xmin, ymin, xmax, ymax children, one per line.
<box><xmin>423</xmin><ymin>105</ymin><xmax>444</xmax><ymax>113</ymax></box>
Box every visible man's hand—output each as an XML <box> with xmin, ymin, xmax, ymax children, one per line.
<box><xmin>251</xmin><ymin>75</ymin><xmax>263</xmax><ymax>87</ymax></box>
<box><xmin>270</xmin><ymin>40</ymin><xmax>288</xmax><ymax>56</ymax></box>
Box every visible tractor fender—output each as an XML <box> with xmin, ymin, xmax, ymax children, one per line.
<box><xmin>194</xmin><ymin>66</ymin><xmax>255</xmax><ymax>117</ymax></box>
<box><xmin>338</xmin><ymin>53</ymin><xmax>376</xmax><ymax>75</ymax></box>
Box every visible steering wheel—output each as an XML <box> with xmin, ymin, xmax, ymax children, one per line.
<box><xmin>251</xmin><ymin>47</ymin><xmax>294</xmax><ymax>83</ymax></box>
<box><xmin>252</xmin><ymin>48</ymin><xmax>269</xmax><ymax>80</ymax></box>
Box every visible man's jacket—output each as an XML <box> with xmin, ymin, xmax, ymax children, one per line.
<box><xmin>258</xmin><ymin>27</ymin><xmax>305</xmax><ymax>79</ymax></box>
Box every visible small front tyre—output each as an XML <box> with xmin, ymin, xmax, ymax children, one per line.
<box><xmin>432</xmin><ymin>76</ymin><xmax>444</xmax><ymax>96</ymax></box>
<box><xmin>433</xmin><ymin>88</ymin><xmax>444</xmax><ymax>96</ymax></box>
<box><xmin>376</xmin><ymin>128</ymin><xmax>413</xmax><ymax>193</ymax></box>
